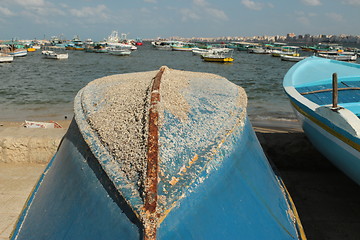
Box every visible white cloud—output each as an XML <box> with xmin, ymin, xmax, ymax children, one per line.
<box><xmin>69</xmin><ymin>5</ymin><xmax>109</xmax><ymax>20</ymax></box>
<box><xmin>301</xmin><ymin>0</ymin><xmax>322</xmax><ymax>6</ymax></box>
<box><xmin>13</xmin><ymin>0</ymin><xmax>45</xmax><ymax>7</ymax></box>
<box><xmin>180</xmin><ymin>8</ymin><xmax>201</xmax><ymax>22</ymax></box>
<box><xmin>2</xmin><ymin>0</ymin><xmax>65</xmax><ymax>18</ymax></box>
<box><xmin>205</xmin><ymin>8</ymin><xmax>228</xmax><ymax>21</ymax></box>
<box><xmin>0</xmin><ymin>7</ymin><xmax>15</xmax><ymax>16</ymax></box>
<box><xmin>295</xmin><ymin>11</ymin><xmax>317</xmax><ymax>25</ymax></box>
<box><xmin>140</xmin><ymin>7</ymin><xmax>151</xmax><ymax>13</ymax></box>
<box><xmin>144</xmin><ymin>0</ymin><xmax>157</xmax><ymax>3</ymax></box>
<box><xmin>194</xmin><ymin>0</ymin><xmax>208</xmax><ymax>6</ymax></box>
<box><xmin>179</xmin><ymin>1</ymin><xmax>228</xmax><ymax>22</ymax></box>
<box><xmin>241</xmin><ymin>0</ymin><xmax>267</xmax><ymax>11</ymax></box>
<box><xmin>342</xmin><ymin>0</ymin><xmax>360</xmax><ymax>5</ymax></box>
<box><xmin>326</xmin><ymin>12</ymin><xmax>344</xmax><ymax>22</ymax></box>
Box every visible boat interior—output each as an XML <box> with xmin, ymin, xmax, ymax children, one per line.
<box><xmin>296</xmin><ymin>77</ymin><xmax>360</xmax><ymax>117</ymax></box>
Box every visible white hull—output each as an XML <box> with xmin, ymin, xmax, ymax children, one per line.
<box><xmin>108</xmin><ymin>49</ymin><xmax>131</xmax><ymax>56</ymax></box>
<box><xmin>9</xmin><ymin>50</ymin><xmax>27</xmax><ymax>57</ymax></box>
<box><xmin>292</xmin><ymin>105</ymin><xmax>360</xmax><ymax>184</ymax></box>
<box><xmin>283</xmin><ymin>56</ymin><xmax>360</xmax><ymax>185</ymax></box>
<box><xmin>45</xmin><ymin>53</ymin><xmax>69</xmax><ymax>59</ymax></box>
<box><xmin>280</xmin><ymin>55</ymin><xmax>306</xmax><ymax>62</ymax></box>
<box><xmin>0</xmin><ymin>53</ymin><xmax>14</xmax><ymax>63</ymax></box>
<box><xmin>43</xmin><ymin>51</ymin><xmax>68</xmax><ymax>59</ymax></box>
<box><xmin>318</xmin><ymin>53</ymin><xmax>357</xmax><ymax>61</ymax></box>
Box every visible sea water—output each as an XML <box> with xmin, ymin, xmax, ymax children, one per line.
<box><xmin>1</xmin><ymin>42</ymin><xmax>356</xmax><ymax>122</ymax></box>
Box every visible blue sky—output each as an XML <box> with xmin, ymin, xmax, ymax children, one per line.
<box><xmin>0</xmin><ymin>0</ymin><xmax>359</xmax><ymax>41</ymax></box>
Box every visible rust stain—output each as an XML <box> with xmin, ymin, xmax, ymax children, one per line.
<box><xmin>169</xmin><ymin>177</ymin><xmax>179</xmax><ymax>186</ymax></box>
<box><xmin>144</xmin><ymin>67</ymin><xmax>165</xmax><ymax>240</ymax></box>
<box><xmin>187</xmin><ymin>154</ymin><xmax>199</xmax><ymax>168</ymax></box>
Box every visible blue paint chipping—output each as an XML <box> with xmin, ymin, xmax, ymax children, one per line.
<box><xmin>12</xmin><ymin>121</ymin><xmax>141</xmax><ymax>240</ymax></box>
<box><xmin>158</xmin><ymin>119</ymin><xmax>298</xmax><ymax>239</ymax></box>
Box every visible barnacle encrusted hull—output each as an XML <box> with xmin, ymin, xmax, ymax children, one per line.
<box><xmin>11</xmin><ymin>67</ymin><xmax>305</xmax><ymax>240</ymax></box>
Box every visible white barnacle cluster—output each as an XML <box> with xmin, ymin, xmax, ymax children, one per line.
<box><xmin>82</xmin><ymin>71</ymin><xmax>158</xmax><ymax>197</ymax></box>
<box><xmin>158</xmin><ymin>70</ymin><xmax>249</xmax><ymax>207</ymax></box>
<box><xmin>159</xmin><ymin>68</ymin><xmax>191</xmax><ymax>123</ymax></box>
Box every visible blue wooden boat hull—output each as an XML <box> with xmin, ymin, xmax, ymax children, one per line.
<box><xmin>283</xmin><ymin>56</ymin><xmax>360</xmax><ymax>184</ymax></box>
<box><xmin>12</xmin><ymin>67</ymin><xmax>305</xmax><ymax>239</ymax></box>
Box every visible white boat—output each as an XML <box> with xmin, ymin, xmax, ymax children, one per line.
<box><xmin>42</xmin><ymin>47</ymin><xmax>69</xmax><ymax>60</ymax></box>
<box><xmin>194</xmin><ymin>48</ymin><xmax>227</xmax><ymax>56</ymax></box>
<box><xmin>202</xmin><ymin>49</ymin><xmax>235</xmax><ymax>62</ymax></box>
<box><xmin>104</xmin><ymin>31</ymin><xmax>137</xmax><ymax>51</ymax></box>
<box><xmin>317</xmin><ymin>51</ymin><xmax>357</xmax><ymax>61</ymax></box>
<box><xmin>280</xmin><ymin>55</ymin><xmax>306</xmax><ymax>62</ymax></box>
<box><xmin>271</xmin><ymin>46</ymin><xmax>300</xmax><ymax>57</ymax></box>
<box><xmin>283</xmin><ymin>56</ymin><xmax>360</xmax><ymax>185</ymax></box>
<box><xmin>0</xmin><ymin>53</ymin><xmax>14</xmax><ymax>63</ymax></box>
<box><xmin>199</xmin><ymin>48</ymin><xmax>231</xmax><ymax>58</ymax></box>
<box><xmin>152</xmin><ymin>41</ymin><xmax>180</xmax><ymax>50</ymax></box>
<box><xmin>192</xmin><ymin>47</ymin><xmax>209</xmax><ymax>55</ymax></box>
<box><xmin>44</xmin><ymin>51</ymin><xmax>69</xmax><ymax>60</ymax></box>
<box><xmin>107</xmin><ymin>45</ymin><xmax>132</xmax><ymax>56</ymax></box>
<box><xmin>248</xmin><ymin>47</ymin><xmax>271</xmax><ymax>54</ymax></box>
<box><xmin>9</xmin><ymin>48</ymin><xmax>27</xmax><ymax>57</ymax></box>
<box><xmin>171</xmin><ymin>42</ymin><xmax>197</xmax><ymax>51</ymax></box>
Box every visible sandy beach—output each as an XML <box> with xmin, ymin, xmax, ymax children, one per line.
<box><xmin>1</xmin><ymin>119</ymin><xmax>360</xmax><ymax>239</ymax></box>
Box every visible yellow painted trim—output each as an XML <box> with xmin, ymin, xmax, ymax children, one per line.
<box><xmin>279</xmin><ymin>178</ymin><xmax>307</xmax><ymax>240</ymax></box>
<box><xmin>290</xmin><ymin>101</ymin><xmax>360</xmax><ymax>152</ymax></box>
<box><xmin>203</xmin><ymin>57</ymin><xmax>234</xmax><ymax>62</ymax></box>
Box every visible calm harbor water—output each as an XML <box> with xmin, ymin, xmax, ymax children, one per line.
<box><xmin>1</xmin><ymin>42</ymin><xmax>358</xmax><ymax>122</ymax></box>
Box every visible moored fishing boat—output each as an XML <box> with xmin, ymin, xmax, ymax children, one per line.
<box><xmin>317</xmin><ymin>51</ymin><xmax>357</xmax><ymax>61</ymax></box>
<box><xmin>191</xmin><ymin>47</ymin><xmax>209</xmax><ymax>55</ymax></box>
<box><xmin>195</xmin><ymin>47</ymin><xmax>230</xmax><ymax>57</ymax></box>
<box><xmin>11</xmin><ymin>67</ymin><xmax>305</xmax><ymax>240</ymax></box>
<box><xmin>107</xmin><ymin>45</ymin><xmax>132</xmax><ymax>56</ymax></box>
<box><xmin>93</xmin><ymin>44</ymin><xmax>108</xmax><ymax>53</ymax></box>
<box><xmin>135</xmin><ymin>38</ymin><xmax>143</xmax><ymax>46</ymax></box>
<box><xmin>42</xmin><ymin>46</ymin><xmax>69</xmax><ymax>59</ymax></box>
<box><xmin>272</xmin><ymin>46</ymin><xmax>300</xmax><ymax>57</ymax></box>
<box><xmin>43</xmin><ymin>51</ymin><xmax>68</xmax><ymax>60</ymax></box>
<box><xmin>26</xmin><ymin>47</ymin><xmax>36</xmax><ymax>52</ymax></box>
<box><xmin>202</xmin><ymin>49</ymin><xmax>234</xmax><ymax>62</ymax></box>
<box><xmin>151</xmin><ymin>40</ymin><xmax>179</xmax><ymax>50</ymax></box>
<box><xmin>8</xmin><ymin>48</ymin><xmax>27</xmax><ymax>57</ymax></box>
<box><xmin>203</xmin><ymin>54</ymin><xmax>234</xmax><ymax>62</ymax></box>
<box><xmin>65</xmin><ymin>44</ymin><xmax>85</xmax><ymax>51</ymax></box>
<box><xmin>280</xmin><ymin>55</ymin><xmax>307</xmax><ymax>62</ymax></box>
<box><xmin>171</xmin><ymin>42</ymin><xmax>197</xmax><ymax>51</ymax></box>
<box><xmin>66</xmin><ymin>36</ymin><xmax>85</xmax><ymax>50</ymax></box>
<box><xmin>0</xmin><ymin>52</ymin><xmax>14</xmax><ymax>63</ymax></box>
<box><xmin>283</xmin><ymin>56</ymin><xmax>360</xmax><ymax>185</ymax></box>
<box><xmin>248</xmin><ymin>46</ymin><xmax>271</xmax><ymax>54</ymax></box>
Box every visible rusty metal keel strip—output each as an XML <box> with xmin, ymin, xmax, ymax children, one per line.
<box><xmin>144</xmin><ymin>67</ymin><xmax>165</xmax><ymax>240</ymax></box>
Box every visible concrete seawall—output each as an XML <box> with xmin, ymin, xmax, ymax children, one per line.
<box><xmin>0</xmin><ymin>123</ymin><xmax>68</xmax><ymax>239</ymax></box>
<box><xmin>0</xmin><ymin>125</ymin><xmax>67</xmax><ymax>164</ymax></box>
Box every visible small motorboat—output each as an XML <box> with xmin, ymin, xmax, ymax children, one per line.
<box><xmin>280</xmin><ymin>54</ymin><xmax>307</xmax><ymax>62</ymax></box>
<box><xmin>0</xmin><ymin>52</ymin><xmax>14</xmax><ymax>63</ymax></box>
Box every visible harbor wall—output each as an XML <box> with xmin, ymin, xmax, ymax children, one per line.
<box><xmin>0</xmin><ymin>127</ymin><xmax>66</xmax><ymax>163</ymax></box>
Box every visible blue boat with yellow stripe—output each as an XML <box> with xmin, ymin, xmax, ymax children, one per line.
<box><xmin>283</xmin><ymin>56</ymin><xmax>360</xmax><ymax>185</ymax></box>
<box><xmin>11</xmin><ymin>67</ymin><xmax>305</xmax><ymax>240</ymax></box>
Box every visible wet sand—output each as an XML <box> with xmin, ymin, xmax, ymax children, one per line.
<box><xmin>254</xmin><ymin>120</ymin><xmax>360</xmax><ymax>240</ymax></box>
<box><xmin>0</xmin><ymin>119</ymin><xmax>360</xmax><ymax>239</ymax></box>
